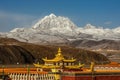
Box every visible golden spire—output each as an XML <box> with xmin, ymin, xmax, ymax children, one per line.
<box><xmin>58</xmin><ymin>47</ymin><xmax>62</xmax><ymax>56</ymax></box>
<box><xmin>55</xmin><ymin>47</ymin><xmax>64</xmax><ymax>60</ymax></box>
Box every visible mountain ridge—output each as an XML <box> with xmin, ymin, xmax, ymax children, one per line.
<box><xmin>0</xmin><ymin>13</ymin><xmax>120</xmax><ymax>50</ymax></box>
<box><xmin>8</xmin><ymin>14</ymin><xmax>120</xmax><ymax>40</ymax></box>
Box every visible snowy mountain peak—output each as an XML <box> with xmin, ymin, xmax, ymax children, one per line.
<box><xmin>10</xmin><ymin>28</ymin><xmax>25</xmax><ymax>33</ymax></box>
<box><xmin>49</xmin><ymin>13</ymin><xmax>56</xmax><ymax>18</ymax></box>
<box><xmin>32</xmin><ymin>13</ymin><xmax>78</xmax><ymax>32</ymax></box>
<box><xmin>84</xmin><ymin>24</ymin><xmax>96</xmax><ymax>29</ymax></box>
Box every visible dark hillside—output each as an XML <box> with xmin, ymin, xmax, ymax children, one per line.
<box><xmin>0</xmin><ymin>38</ymin><xmax>110</xmax><ymax>64</ymax></box>
<box><xmin>20</xmin><ymin>44</ymin><xmax>110</xmax><ymax>64</ymax></box>
<box><xmin>0</xmin><ymin>45</ymin><xmax>35</xmax><ymax>64</ymax></box>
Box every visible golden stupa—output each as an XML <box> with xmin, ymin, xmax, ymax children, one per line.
<box><xmin>33</xmin><ymin>48</ymin><xmax>84</xmax><ymax>70</ymax></box>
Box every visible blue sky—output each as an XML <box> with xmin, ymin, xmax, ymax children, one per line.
<box><xmin>0</xmin><ymin>0</ymin><xmax>120</xmax><ymax>32</ymax></box>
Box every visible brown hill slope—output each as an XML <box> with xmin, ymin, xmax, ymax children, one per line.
<box><xmin>20</xmin><ymin>44</ymin><xmax>110</xmax><ymax>64</ymax></box>
<box><xmin>0</xmin><ymin>38</ymin><xmax>110</xmax><ymax>64</ymax></box>
<box><xmin>0</xmin><ymin>45</ymin><xmax>35</xmax><ymax>64</ymax></box>
<box><xmin>70</xmin><ymin>39</ymin><xmax>120</xmax><ymax>50</ymax></box>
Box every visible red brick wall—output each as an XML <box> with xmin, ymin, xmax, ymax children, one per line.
<box><xmin>62</xmin><ymin>76</ymin><xmax>92</xmax><ymax>80</ymax></box>
<box><xmin>75</xmin><ymin>76</ymin><xmax>92</xmax><ymax>80</ymax></box>
<box><xmin>62</xmin><ymin>76</ymin><xmax>75</xmax><ymax>80</ymax></box>
<box><xmin>62</xmin><ymin>76</ymin><xmax>120</xmax><ymax>80</ymax></box>
<box><xmin>95</xmin><ymin>76</ymin><xmax>120</xmax><ymax>80</ymax></box>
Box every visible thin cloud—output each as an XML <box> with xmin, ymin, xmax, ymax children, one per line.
<box><xmin>0</xmin><ymin>11</ymin><xmax>36</xmax><ymax>32</ymax></box>
<box><xmin>104</xmin><ymin>21</ymin><xmax>112</xmax><ymax>25</ymax></box>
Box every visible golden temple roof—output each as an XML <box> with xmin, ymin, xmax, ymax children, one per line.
<box><xmin>42</xmin><ymin>48</ymin><xmax>76</xmax><ymax>62</ymax></box>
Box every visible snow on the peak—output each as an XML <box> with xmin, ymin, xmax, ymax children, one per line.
<box><xmin>7</xmin><ymin>13</ymin><xmax>76</xmax><ymax>43</ymax></box>
<box><xmin>78</xmin><ymin>24</ymin><xmax>105</xmax><ymax>37</ymax></box>
<box><xmin>84</xmin><ymin>24</ymin><xmax>96</xmax><ymax>29</ymax></box>
<box><xmin>0</xmin><ymin>32</ymin><xmax>7</xmax><ymax>38</ymax></box>
<box><xmin>112</xmin><ymin>27</ymin><xmax>120</xmax><ymax>33</ymax></box>
<box><xmin>32</xmin><ymin>13</ymin><xmax>78</xmax><ymax>34</ymax></box>
<box><xmin>78</xmin><ymin>24</ymin><xmax>104</xmax><ymax>35</ymax></box>
<box><xmin>49</xmin><ymin>13</ymin><xmax>56</xmax><ymax>18</ymax></box>
<box><xmin>77</xmin><ymin>24</ymin><xmax>120</xmax><ymax>40</ymax></box>
<box><xmin>10</xmin><ymin>28</ymin><xmax>25</xmax><ymax>33</ymax></box>
<box><xmin>3</xmin><ymin>13</ymin><xmax>120</xmax><ymax>43</ymax></box>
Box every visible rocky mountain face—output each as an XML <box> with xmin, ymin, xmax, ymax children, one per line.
<box><xmin>0</xmin><ymin>38</ymin><xmax>109</xmax><ymax>64</ymax></box>
<box><xmin>70</xmin><ymin>39</ymin><xmax>120</xmax><ymax>50</ymax></box>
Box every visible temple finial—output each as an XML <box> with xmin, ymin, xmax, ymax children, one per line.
<box><xmin>58</xmin><ymin>47</ymin><xmax>61</xmax><ymax>54</ymax></box>
<box><xmin>55</xmin><ymin>47</ymin><xmax>63</xmax><ymax>59</ymax></box>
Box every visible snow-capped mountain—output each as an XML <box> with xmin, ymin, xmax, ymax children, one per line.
<box><xmin>6</xmin><ymin>13</ymin><xmax>81</xmax><ymax>44</ymax></box>
<box><xmin>77</xmin><ymin>24</ymin><xmax>120</xmax><ymax>40</ymax></box>
<box><xmin>1</xmin><ymin>13</ymin><xmax>120</xmax><ymax>45</ymax></box>
<box><xmin>32</xmin><ymin>13</ymin><xmax>78</xmax><ymax>36</ymax></box>
<box><xmin>33</xmin><ymin>14</ymin><xmax>77</xmax><ymax>30</ymax></box>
